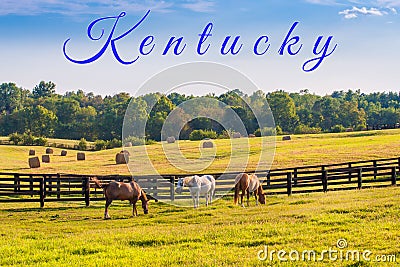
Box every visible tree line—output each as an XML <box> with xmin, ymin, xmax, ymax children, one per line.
<box><xmin>0</xmin><ymin>81</ymin><xmax>399</xmax><ymax>145</ymax></box>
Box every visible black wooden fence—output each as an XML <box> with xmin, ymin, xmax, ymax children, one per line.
<box><xmin>0</xmin><ymin>157</ymin><xmax>398</xmax><ymax>207</ymax></box>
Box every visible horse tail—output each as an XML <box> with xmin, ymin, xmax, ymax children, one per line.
<box><xmin>234</xmin><ymin>182</ymin><xmax>239</xmax><ymax>205</ymax></box>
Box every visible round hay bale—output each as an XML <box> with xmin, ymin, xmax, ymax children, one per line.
<box><xmin>202</xmin><ymin>141</ymin><xmax>214</xmax><ymax>148</ymax></box>
<box><xmin>125</xmin><ymin>142</ymin><xmax>132</xmax><ymax>147</ymax></box>
<box><xmin>61</xmin><ymin>150</ymin><xmax>67</xmax><ymax>156</ymax></box>
<box><xmin>282</xmin><ymin>135</ymin><xmax>291</xmax><ymax>141</ymax></box>
<box><xmin>116</xmin><ymin>153</ymin><xmax>129</xmax><ymax>164</ymax></box>
<box><xmin>120</xmin><ymin>150</ymin><xmax>130</xmax><ymax>156</ymax></box>
<box><xmin>77</xmin><ymin>152</ymin><xmax>86</xmax><ymax>161</ymax></box>
<box><xmin>29</xmin><ymin>157</ymin><xmax>40</xmax><ymax>168</ymax></box>
<box><xmin>42</xmin><ymin>154</ymin><xmax>50</xmax><ymax>163</ymax></box>
<box><xmin>45</xmin><ymin>148</ymin><xmax>53</xmax><ymax>154</ymax></box>
<box><xmin>233</xmin><ymin>132</ymin><xmax>241</xmax><ymax>138</ymax></box>
<box><xmin>167</xmin><ymin>136</ymin><xmax>176</xmax><ymax>143</ymax></box>
<box><xmin>248</xmin><ymin>134</ymin><xmax>256</xmax><ymax>138</ymax></box>
<box><xmin>29</xmin><ymin>149</ymin><xmax>35</xmax><ymax>156</ymax></box>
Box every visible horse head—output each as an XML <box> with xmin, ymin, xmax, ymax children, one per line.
<box><xmin>175</xmin><ymin>177</ymin><xmax>184</xmax><ymax>194</ymax></box>
<box><xmin>257</xmin><ymin>186</ymin><xmax>266</xmax><ymax>204</ymax></box>
<box><xmin>140</xmin><ymin>194</ymin><xmax>149</xmax><ymax>214</ymax></box>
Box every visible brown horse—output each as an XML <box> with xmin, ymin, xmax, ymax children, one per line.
<box><xmin>234</xmin><ymin>173</ymin><xmax>266</xmax><ymax>207</ymax></box>
<box><xmin>91</xmin><ymin>177</ymin><xmax>149</xmax><ymax>219</ymax></box>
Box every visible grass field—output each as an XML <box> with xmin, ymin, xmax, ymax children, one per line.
<box><xmin>0</xmin><ymin>130</ymin><xmax>399</xmax><ymax>266</ymax></box>
<box><xmin>0</xmin><ymin>129</ymin><xmax>399</xmax><ymax>175</ymax></box>
<box><xmin>0</xmin><ymin>187</ymin><xmax>398</xmax><ymax>266</ymax></box>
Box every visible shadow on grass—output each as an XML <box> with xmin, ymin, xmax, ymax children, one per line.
<box><xmin>0</xmin><ymin>204</ymin><xmax>105</xmax><ymax>213</ymax></box>
<box><xmin>2</xmin><ymin>167</ymin><xmax>31</xmax><ymax>171</ymax></box>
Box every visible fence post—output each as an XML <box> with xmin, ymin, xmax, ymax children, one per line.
<box><xmin>357</xmin><ymin>168</ymin><xmax>363</xmax><ymax>189</ymax></box>
<box><xmin>322</xmin><ymin>170</ymin><xmax>328</xmax><ymax>193</ymax></box>
<box><xmin>48</xmin><ymin>175</ymin><xmax>53</xmax><ymax>196</ymax></box>
<box><xmin>287</xmin><ymin>172</ymin><xmax>292</xmax><ymax>196</ymax></box>
<box><xmin>39</xmin><ymin>177</ymin><xmax>45</xmax><ymax>208</ymax></box>
<box><xmin>348</xmin><ymin>163</ymin><xmax>352</xmax><ymax>182</ymax></box>
<box><xmin>153</xmin><ymin>178</ymin><xmax>158</xmax><ymax>199</ymax></box>
<box><xmin>84</xmin><ymin>177</ymin><xmax>90</xmax><ymax>207</ymax></box>
<box><xmin>391</xmin><ymin>167</ymin><xmax>397</xmax><ymax>186</ymax></box>
<box><xmin>293</xmin><ymin>168</ymin><xmax>298</xmax><ymax>186</ymax></box>
<box><xmin>14</xmin><ymin>174</ymin><xmax>20</xmax><ymax>192</ymax></box>
<box><xmin>373</xmin><ymin>160</ymin><xmax>377</xmax><ymax>180</ymax></box>
<box><xmin>30</xmin><ymin>175</ymin><xmax>33</xmax><ymax>197</ymax></box>
<box><xmin>170</xmin><ymin>176</ymin><xmax>175</xmax><ymax>201</ymax></box>
<box><xmin>43</xmin><ymin>175</ymin><xmax>47</xmax><ymax>197</ymax></box>
<box><xmin>56</xmin><ymin>173</ymin><xmax>61</xmax><ymax>199</ymax></box>
<box><xmin>267</xmin><ymin>171</ymin><xmax>271</xmax><ymax>187</ymax></box>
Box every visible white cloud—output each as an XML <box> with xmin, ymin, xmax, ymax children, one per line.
<box><xmin>376</xmin><ymin>0</ymin><xmax>400</xmax><ymax>7</ymax></box>
<box><xmin>339</xmin><ymin>6</ymin><xmax>388</xmax><ymax>18</ymax></box>
<box><xmin>0</xmin><ymin>0</ymin><xmax>175</xmax><ymax>16</ymax></box>
<box><xmin>181</xmin><ymin>0</ymin><xmax>215</xmax><ymax>13</ymax></box>
<box><xmin>307</xmin><ymin>0</ymin><xmax>400</xmax><ymax>10</ymax></box>
<box><xmin>305</xmin><ymin>0</ymin><xmax>341</xmax><ymax>5</ymax></box>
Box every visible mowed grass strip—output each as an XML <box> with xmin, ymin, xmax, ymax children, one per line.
<box><xmin>0</xmin><ymin>129</ymin><xmax>399</xmax><ymax>175</ymax></box>
<box><xmin>0</xmin><ymin>187</ymin><xmax>398</xmax><ymax>266</ymax></box>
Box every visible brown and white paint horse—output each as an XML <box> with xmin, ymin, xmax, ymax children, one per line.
<box><xmin>234</xmin><ymin>173</ymin><xmax>266</xmax><ymax>207</ymax></box>
<box><xmin>91</xmin><ymin>177</ymin><xmax>149</xmax><ymax>219</ymax></box>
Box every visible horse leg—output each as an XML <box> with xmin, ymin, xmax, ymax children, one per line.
<box><xmin>196</xmin><ymin>191</ymin><xmax>200</xmax><ymax>208</ymax></box>
<box><xmin>255</xmin><ymin>189</ymin><xmax>258</xmax><ymax>206</ymax></box>
<box><xmin>133</xmin><ymin>204</ymin><xmax>137</xmax><ymax>217</ymax></box>
<box><xmin>191</xmin><ymin>192</ymin><xmax>196</xmax><ymax>208</ymax></box>
<box><xmin>132</xmin><ymin>199</ymin><xmax>138</xmax><ymax>216</ymax></box>
<box><xmin>104</xmin><ymin>199</ymin><xmax>112</xmax><ymax>219</ymax></box>
<box><xmin>246</xmin><ymin>189</ymin><xmax>250</xmax><ymax>207</ymax></box>
<box><xmin>241</xmin><ymin>189</ymin><xmax>245</xmax><ymax>208</ymax></box>
<box><xmin>205</xmin><ymin>192</ymin><xmax>209</xmax><ymax>207</ymax></box>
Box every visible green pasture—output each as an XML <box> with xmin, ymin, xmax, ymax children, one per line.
<box><xmin>0</xmin><ymin>129</ymin><xmax>399</xmax><ymax>175</ymax></box>
<box><xmin>0</xmin><ymin>187</ymin><xmax>398</xmax><ymax>266</ymax></box>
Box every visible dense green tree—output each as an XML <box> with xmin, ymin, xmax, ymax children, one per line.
<box><xmin>32</xmin><ymin>81</ymin><xmax>56</xmax><ymax>98</ymax></box>
<box><xmin>0</xmin><ymin>81</ymin><xmax>399</xmax><ymax>141</ymax></box>
<box><xmin>267</xmin><ymin>91</ymin><xmax>299</xmax><ymax>132</ymax></box>
<box><xmin>312</xmin><ymin>96</ymin><xmax>341</xmax><ymax>130</ymax></box>
<box><xmin>0</xmin><ymin>83</ymin><xmax>24</xmax><ymax>114</ymax></box>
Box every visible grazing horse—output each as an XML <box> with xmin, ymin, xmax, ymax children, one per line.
<box><xmin>234</xmin><ymin>173</ymin><xmax>266</xmax><ymax>207</ymax></box>
<box><xmin>175</xmin><ymin>175</ymin><xmax>215</xmax><ymax>208</ymax></box>
<box><xmin>91</xmin><ymin>177</ymin><xmax>149</xmax><ymax>219</ymax></box>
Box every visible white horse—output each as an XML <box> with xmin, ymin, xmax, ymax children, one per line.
<box><xmin>175</xmin><ymin>175</ymin><xmax>216</xmax><ymax>208</ymax></box>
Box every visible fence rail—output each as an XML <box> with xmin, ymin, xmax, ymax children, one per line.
<box><xmin>0</xmin><ymin>157</ymin><xmax>398</xmax><ymax>207</ymax></box>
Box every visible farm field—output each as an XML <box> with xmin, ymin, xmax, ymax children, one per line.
<box><xmin>0</xmin><ymin>187</ymin><xmax>398</xmax><ymax>266</ymax></box>
<box><xmin>0</xmin><ymin>129</ymin><xmax>399</xmax><ymax>175</ymax></box>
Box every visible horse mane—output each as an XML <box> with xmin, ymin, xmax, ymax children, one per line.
<box><xmin>91</xmin><ymin>177</ymin><xmax>106</xmax><ymax>189</ymax></box>
<box><xmin>183</xmin><ymin>176</ymin><xmax>195</xmax><ymax>186</ymax></box>
<box><xmin>257</xmin><ymin>184</ymin><xmax>264</xmax><ymax>195</ymax></box>
<box><xmin>140</xmin><ymin>189</ymin><xmax>148</xmax><ymax>202</ymax></box>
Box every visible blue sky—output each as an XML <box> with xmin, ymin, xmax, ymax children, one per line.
<box><xmin>0</xmin><ymin>0</ymin><xmax>399</xmax><ymax>96</ymax></box>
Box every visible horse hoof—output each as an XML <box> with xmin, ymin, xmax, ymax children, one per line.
<box><xmin>104</xmin><ymin>217</ymin><xmax>111</xmax><ymax>220</ymax></box>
